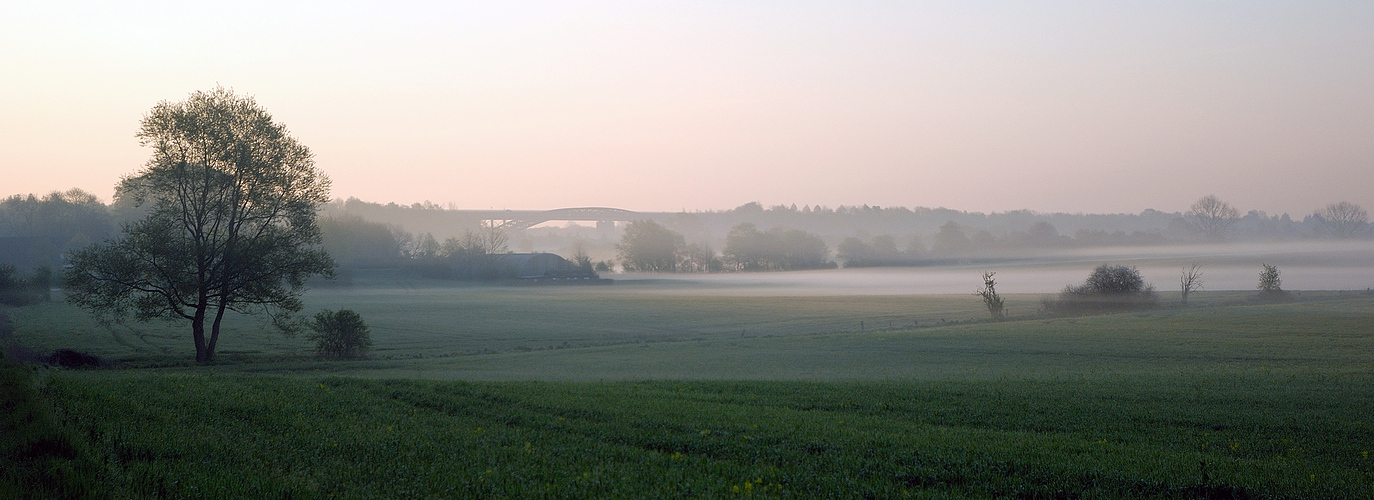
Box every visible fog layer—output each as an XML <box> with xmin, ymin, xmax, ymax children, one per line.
<box><xmin>612</xmin><ymin>241</ymin><xmax>1374</xmax><ymax>295</ymax></box>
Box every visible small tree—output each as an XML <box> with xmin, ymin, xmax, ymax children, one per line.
<box><xmin>569</xmin><ymin>242</ymin><xmax>594</xmax><ymax>272</ymax></box>
<box><xmin>1179</xmin><ymin>263</ymin><xmax>1203</xmax><ymax>306</ymax></box>
<box><xmin>974</xmin><ymin>272</ymin><xmax>1005</xmax><ymax>319</ymax></box>
<box><xmin>1257</xmin><ymin>263</ymin><xmax>1284</xmax><ymax>297</ymax></box>
<box><xmin>308</xmin><ymin>309</ymin><xmax>372</xmax><ymax>359</ymax></box>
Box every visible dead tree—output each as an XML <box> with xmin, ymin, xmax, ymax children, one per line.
<box><xmin>1179</xmin><ymin>263</ymin><xmax>1203</xmax><ymax>305</ymax></box>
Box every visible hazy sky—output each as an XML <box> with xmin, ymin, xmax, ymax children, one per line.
<box><xmin>3</xmin><ymin>1</ymin><xmax>1371</xmax><ymax>215</ymax></box>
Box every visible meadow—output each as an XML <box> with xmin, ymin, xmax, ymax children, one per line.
<box><xmin>4</xmin><ymin>274</ymin><xmax>1374</xmax><ymax>498</ymax></box>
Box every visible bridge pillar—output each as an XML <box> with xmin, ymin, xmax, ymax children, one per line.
<box><xmin>596</xmin><ymin>220</ymin><xmax>616</xmax><ymax>231</ymax></box>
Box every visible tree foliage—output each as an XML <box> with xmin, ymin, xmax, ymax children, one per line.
<box><xmin>677</xmin><ymin>242</ymin><xmax>722</xmax><ymax>273</ymax></box>
<box><xmin>0</xmin><ymin>189</ymin><xmax>113</xmax><ymax>269</ymax></box>
<box><xmin>319</xmin><ymin>215</ymin><xmax>401</xmax><ymax>269</ymax></box>
<box><xmin>0</xmin><ymin>265</ymin><xmax>50</xmax><ymax>306</ymax></box>
<box><xmin>1073</xmin><ymin>264</ymin><xmax>1149</xmax><ymax>295</ymax></box>
<box><xmin>63</xmin><ymin>88</ymin><xmax>334</xmax><ymax>363</ymax></box>
<box><xmin>617</xmin><ymin>220</ymin><xmax>684</xmax><ymax>272</ymax></box>
<box><xmin>1046</xmin><ymin>264</ymin><xmax>1157</xmax><ymax>314</ymax></box>
<box><xmin>307</xmin><ymin>309</ymin><xmax>373</xmax><ymax>359</ymax></box>
<box><xmin>722</xmin><ymin>223</ymin><xmax>832</xmax><ymax>271</ymax></box>
<box><xmin>930</xmin><ymin>221</ymin><xmax>973</xmax><ymax>256</ymax></box>
<box><xmin>838</xmin><ymin>234</ymin><xmax>925</xmax><ymax>267</ymax></box>
<box><xmin>1257</xmin><ymin>263</ymin><xmax>1283</xmax><ymax>295</ymax></box>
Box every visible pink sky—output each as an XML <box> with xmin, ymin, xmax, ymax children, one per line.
<box><xmin>3</xmin><ymin>2</ymin><xmax>1371</xmax><ymax>215</ymax></box>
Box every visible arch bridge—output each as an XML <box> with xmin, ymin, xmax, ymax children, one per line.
<box><xmin>468</xmin><ymin>207</ymin><xmax>650</xmax><ymax>231</ymax></box>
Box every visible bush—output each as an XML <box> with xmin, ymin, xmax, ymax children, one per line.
<box><xmin>1045</xmin><ymin>264</ymin><xmax>1157</xmax><ymax>314</ymax></box>
<box><xmin>1256</xmin><ymin>263</ymin><xmax>1288</xmax><ymax>301</ymax></box>
<box><xmin>308</xmin><ymin>309</ymin><xmax>373</xmax><ymax>359</ymax></box>
<box><xmin>0</xmin><ymin>265</ymin><xmax>51</xmax><ymax>306</ymax></box>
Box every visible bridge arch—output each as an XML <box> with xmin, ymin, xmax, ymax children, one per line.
<box><xmin>489</xmin><ymin>207</ymin><xmax>646</xmax><ymax>231</ymax></box>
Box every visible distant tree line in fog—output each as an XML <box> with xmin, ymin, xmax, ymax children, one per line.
<box><xmin>616</xmin><ymin>220</ymin><xmax>834</xmax><ymax>273</ymax></box>
<box><xmin>0</xmin><ymin>189</ymin><xmax>112</xmax><ymax>270</ymax></box>
<box><xmin>2</xmin><ymin>191</ymin><xmax>1370</xmax><ymax>276</ymax></box>
<box><xmin>317</xmin><ymin>215</ymin><xmax>533</xmax><ymax>279</ymax></box>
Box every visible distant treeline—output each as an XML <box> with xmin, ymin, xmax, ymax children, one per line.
<box><xmin>0</xmin><ymin>190</ymin><xmax>114</xmax><ymax>270</ymax></box>
<box><xmin>2</xmin><ymin>191</ymin><xmax>1368</xmax><ymax>275</ymax></box>
<box><xmin>320</xmin><ymin>197</ymin><xmax>1368</xmax><ymax>271</ymax></box>
<box><xmin>319</xmin><ymin>214</ymin><xmax>524</xmax><ymax>277</ymax></box>
<box><xmin>617</xmin><ymin>220</ymin><xmax>835</xmax><ymax>273</ymax></box>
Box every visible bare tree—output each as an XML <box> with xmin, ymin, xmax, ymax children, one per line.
<box><xmin>1187</xmin><ymin>195</ymin><xmax>1240</xmax><ymax>241</ymax></box>
<box><xmin>974</xmin><ymin>272</ymin><xmax>1005</xmax><ymax>319</ymax></box>
<box><xmin>443</xmin><ymin>221</ymin><xmax>510</xmax><ymax>258</ymax></box>
<box><xmin>568</xmin><ymin>241</ymin><xmax>593</xmax><ymax>271</ymax></box>
<box><xmin>477</xmin><ymin>220</ymin><xmax>510</xmax><ymax>254</ymax></box>
<box><xmin>1315</xmin><ymin>201</ymin><xmax>1368</xmax><ymax>238</ymax></box>
<box><xmin>1179</xmin><ymin>263</ymin><xmax>1203</xmax><ymax>305</ymax></box>
<box><xmin>415</xmin><ymin>233</ymin><xmax>440</xmax><ymax>258</ymax></box>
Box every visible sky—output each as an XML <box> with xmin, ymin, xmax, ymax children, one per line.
<box><xmin>2</xmin><ymin>1</ymin><xmax>1372</xmax><ymax>215</ymax></box>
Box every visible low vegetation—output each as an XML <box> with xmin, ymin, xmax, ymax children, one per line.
<box><xmin>0</xmin><ymin>350</ymin><xmax>101</xmax><ymax>499</ymax></box>
<box><xmin>3</xmin><ymin>276</ymin><xmax>1372</xmax><ymax>497</ymax></box>
<box><xmin>307</xmin><ymin>309</ymin><xmax>373</xmax><ymax>360</ymax></box>
<box><xmin>1257</xmin><ymin>263</ymin><xmax>1288</xmax><ymax>302</ymax></box>
<box><xmin>1044</xmin><ymin>264</ymin><xmax>1158</xmax><ymax>314</ymax></box>
<box><xmin>6</xmin><ymin>370</ymin><xmax>1370</xmax><ymax>498</ymax></box>
<box><xmin>0</xmin><ymin>264</ymin><xmax>50</xmax><ymax>306</ymax></box>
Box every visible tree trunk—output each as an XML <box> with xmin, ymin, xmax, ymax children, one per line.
<box><xmin>208</xmin><ymin>302</ymin><xmax>228</xmax><ymax>363</ymax></box>
<box><xmin>192</xmin><ymin>306</ymin><xmax>209</xmax><ymax>363</ymax></box>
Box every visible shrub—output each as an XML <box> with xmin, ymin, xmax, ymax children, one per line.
<box><xmin>1256</xmin><ymin>264</ymin><xmax>1288</xmax><ymax>301</ymax></box>
<box><xmin>308</xmin><ymin>309</ymin><xmax>373</xmax><ymax>360</ymax></box>
<box><xmin>1045</xmin><ymin>264</ymin><xmax>1157</xmax><ymax>314</ymax></box>
<box><xmin>0</xmin><ymin>265</ymin><xmax>50</xmax><ymax>306</ymax></box>
<box><xmin>974</xmin><ymin>272</ymin><xmax>1005</xmax><ymax>319</ymax></box>
<box><xmin>1258</xmin><ymin>264</ymin><xmax>1281</xmax><ymax>292</ymax></box>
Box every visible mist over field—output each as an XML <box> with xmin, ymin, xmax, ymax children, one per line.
<box><xmin>612</xmin><ymin>240</ymin><xmax>1374</xmax><ymax>295</ymax></box>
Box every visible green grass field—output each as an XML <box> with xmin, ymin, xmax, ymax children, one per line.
<box><xmin>9</xmin><ymin>277</ymin><xmax>1053</xmax><ymax>365</ymax></box>
<box><xmin>4</xmin><ymin>277</ymin><xmax>1373</xmax><ymax>498</ymax></box>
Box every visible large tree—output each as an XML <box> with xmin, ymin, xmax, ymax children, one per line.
<box><xmin>722</xmin><ymin>223</ymin><xmax>831</xmax><ymax>271</ymax></box>
<box><xmin>617</xmin><ymin>220</ymin><xmax>684</xmax><ymax>272</ymax></box>
<box><xmin>1314</xmin><ymin>201</ymin><xmax>1368</xmax><ymax>238</ymax></box>
<box><xmin>65</xmin><ymin>88</ymin><xmax>334</xmax><ymax>363</ymax></box>
<box><xmin>1186</xmin><ymin>195</ymin><xmax>1240</xmax><ymax>241</ymax></box>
